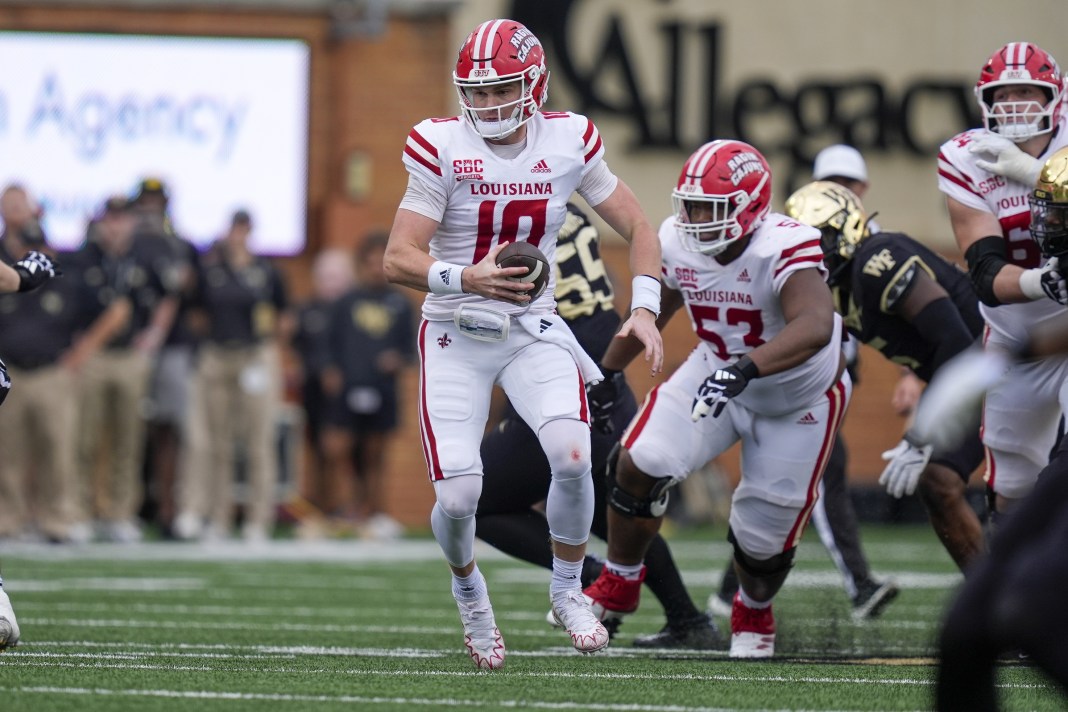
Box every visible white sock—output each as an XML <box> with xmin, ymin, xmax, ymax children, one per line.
<box><xmin>739</xmin><ymin>587</ymin><xmax>772</xmax><ymax>610</ymax></box>
<box><xmin>605</xmin><ymin>560</ymin><xmax>644</xmax><ymax>581</ymax></box>
<box><xmin>452</xmin><ymin>566</ymin><xmax>487</xmax><ymax>602</ymax></box>
<box><xmin>550</xmin><ymin>556</ymin><xmax>583</xmax><ymax>596</ymax></box>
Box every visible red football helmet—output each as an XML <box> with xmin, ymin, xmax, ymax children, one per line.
<box><xmin>975</xmin><ymin>42</ymin><xmax>1064</xmax><ymax>142</ymax></box>
<box><xmin>453</xmin><ymin>19</ymin><xmax>550</xmax><ymax>139</ymax></box>
<box><xmin>672</xmin><ymin>140</ymin><xmax>772</xmax><ymax>256</ymax></box>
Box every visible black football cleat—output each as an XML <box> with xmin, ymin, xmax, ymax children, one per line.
<box><xmin>632</xmin><ymin>613</ymin><xmax>722</xmax><ymax>650</ymax></box>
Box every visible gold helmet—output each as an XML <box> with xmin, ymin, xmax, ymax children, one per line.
<box><xmin>784</xmin><ymin>181</ymin><xmax>870</xmax><ymax>284</ymax></box>
<box><xmin>1030</xmin><ymin>146</ymin><xmax>1068</xmax><ymax>258</ymax></box>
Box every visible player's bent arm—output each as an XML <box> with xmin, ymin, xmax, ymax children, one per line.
<box><xmin>895</xmin><ymin>270</ymin><xmax>976</xmax><ymax>373</ymax></box>
<box><xmin>590</xmin><ymin>181</ymin><xmax>665</xmax><ymax>372</ymax></box>
<box><xmin>384</xmin><ymin>208</ymin><xmax>531</xmax><ymax>303</ymax></box>
<box><xmin>747</xmin><ymin>268</ymin><xmax>835</xmax><ymax>376</ymax></box>
<box><xmin>384</xmin><ymin>209</ymin><xmax>446</xmax><ymax>292</ymax></box>
<box><xmin>947</xmin><ymin>197</ymin><xmax>1033</xmax><ymax>304</ymax></box>
<box><xmin>600</xmin><ymin>287</ymin><xmax>684</xmax><ymax>372</ymax></box>
<box><xmin>589</xmin><ymin>180</ymin><xmax>662</xmax><ymax>282</ymax></box>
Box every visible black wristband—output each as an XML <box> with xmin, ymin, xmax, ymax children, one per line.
<box><xmin>734</xmin><ymin>355</ymin><xmax>760</xmax><ymax>380</ymax></box>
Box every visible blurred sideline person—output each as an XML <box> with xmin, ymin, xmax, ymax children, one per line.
<box><xmin>130</xmin><ymin>178</ymin><xmax>199</xmax><ymax>538</ymax></box>
<box><xmin>383</xmin><ymin>18</ymin><xmax>663</xmax><ymax>668</ymax></box>
<box><xmin>477</xmin><ymin>203</ymin><xmax>720</xmax><ymax>649</ymax></box>
<box><xmin>924</xmin><ymin>149</ymin><xmax>1068</xmax><ymax>709</ymax></box>
<box><xmin>709</xmin><ymin>144</ymin><xmax>899</xmax><ymax>620</ymax></box>
<box><xmin>937</xmin><ymin>41</ymin><xmax>1068</xmax><ymax>522</ymax></box>
<box><xmin>0</xmin><ymin>186</ymin><xmax>88</xmax><ymax>542</ymax></box>
<box><xmin>583</xmin><ymin>140</ymin><xmax>849</xmax><ymax>659</ymax></box>
<box><xmin>785</xmin><ymin>181</ymin><xmax>986</xmax><ymax>572</ymax></box>
<box><xmin>177</xmin><ymin>210</ymin><xmax>290</xmax><ymax>543</ymax></box>
<box><xmin>321</xmin><ymin>231</ymin><xmax>415</xmax><ymax>538</ymax></box>
<box><xmin>0</xmin><ymin>186</ymin><xmax>87</xmax><ymax>543</ymax></box>
<box><xmin>289</xmin><ymin>249</ymin><xmax>356</xmax><ymax>520</ymax></box>
<box><xmin>75</xmin><ymin>196</ymin><xmax>175</xmax><ymax>543</ymax></box>
<box><xmin>0</xmin><ymin>205</ymin><xmax>63</xmax><ymax>651</ymax></box>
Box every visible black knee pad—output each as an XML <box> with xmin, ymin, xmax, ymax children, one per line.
<box><xmin>728</xmin><ymin>527</ymin><xmax>796</xmax><ymax>577</ymax></box>
<box><xmin>605</xmin><ymin>443</ymin><xmax>673</xmax><ymax>518</ymax></box>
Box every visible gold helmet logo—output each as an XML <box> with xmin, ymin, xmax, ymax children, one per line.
<box><xmin>1030</xmin><ymin>146</ymin><xmax>1068</xmax><ymax>257</ymax></box>
<box><xmin>784</xmin><ymin>181</ymin><xmax>870</xmax><ymax>261</ymax></box>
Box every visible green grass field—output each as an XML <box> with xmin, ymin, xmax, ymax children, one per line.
<box><xmin>0</xmin><ymin>523</ymin><xmax>1063</xmax><ymax>711</ymax></box>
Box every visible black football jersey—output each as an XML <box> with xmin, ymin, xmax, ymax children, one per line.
<box><xmin>834</xmin><ymin>232</ymin><xmax>982</xmax><ymax>382</ymax></box>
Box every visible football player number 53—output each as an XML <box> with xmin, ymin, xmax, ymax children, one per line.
<box><xmin>472</xmin><ymin>198</ymin><xmax>549</xmax><ymax>263</ymax></box>
<box><xmin>689</xmin><ymin>304</ymin><xmax>765</xmax><ymax>360</ymax></box>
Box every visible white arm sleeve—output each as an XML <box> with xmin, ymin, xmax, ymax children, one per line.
<box><xmin>398</xmin><ymin>172</ymin><xmax>448</xmax><ymax>222</ymax></box>
<box><xmin>577</xmin><ymin>160</ymin><xmax>619</xmax><ymax>207</ymax></box>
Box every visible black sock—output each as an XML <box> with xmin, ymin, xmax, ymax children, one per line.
<box><xmin>644</xmin><ymin>535</ymin><xmax>702</xmax><ymax>624</ymax></box>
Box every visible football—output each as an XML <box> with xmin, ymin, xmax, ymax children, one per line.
<box><xmin>495</xmin><ymin>241</ymin><xmax>550</xmax><ymax>300</ymax></box>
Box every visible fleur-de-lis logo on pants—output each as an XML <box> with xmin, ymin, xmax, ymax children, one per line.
<box><xmin>437</xmin><ymin>333</ymin><xmax>452</xmax><ymax>349</ymax></box>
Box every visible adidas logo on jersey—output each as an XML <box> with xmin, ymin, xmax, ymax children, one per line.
<box><xmin>539</xmin><ymin>318</ymin><xmax>553</xmax><ymax>333</ymax></box>
<box><xmin>738</xmin><ymin>269</ymin><xmax>751</xmax><ymax>283</ymax></box>
<box><xmin>796</xmin><ymin>412</ymin><xmax>819</xmax><ymax>425</ymax></box>
<box><xmin>530</xmin><ymin>159</ymin><xmax>552</xmax><ymax>174</ymax></box>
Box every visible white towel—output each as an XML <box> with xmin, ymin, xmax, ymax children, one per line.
<box><xmin>516</xmin><ymin>312</ymin><xmax>603</xmax><ymax>385</ymax></box>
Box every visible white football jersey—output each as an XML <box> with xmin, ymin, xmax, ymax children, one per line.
<box><xmin>659</xmin><ymin>213</ymin><xmax>843</xmax><ymax>417</ymax></box>
<box><xmin>402</xmin><ymin>111</ymin><xmax>605</xmax><ymax>321</ymax></box>
<box><xmin>937</xmin><ymin>109</ymin><xmax>1068</xmax><ymax>345</ymax></box>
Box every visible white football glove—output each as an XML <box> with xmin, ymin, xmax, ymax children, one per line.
<box><xmin>1019</xmin><ymin>256</ymin><xmax>1068</xmax><ymax>304</ymax></box>
<box><xmin>910</xmin><ymin>346</ymin><xmax>1011</xmax><ymax>452</ymax></box>
<box><xmin>969</xmin><ymin>134</ymin><xmax>1043</xmax><ymax>186</ymax></box>
<box><xmin>879</xmin><ymin>436</ymin><xmax>934</xmax><ymax>499</ymax></box>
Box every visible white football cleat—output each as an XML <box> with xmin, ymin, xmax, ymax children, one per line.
<box><xmin>0</xmin><ymin>588</ymin><xmax>20</xmax><ymax>651</ymax></box>
<box><xmin>729</xmin><ymin>593</ymin><xmax>775</xmax><ymax>659</ymax></box>
<box><xmin>551</xmin><ymin>589</ymin><xmax>610</xmax><ymax>654</ymax></box>
<box><xmin>456</xmin><ymin>595</ymin><xmax>505</xmax><ymax>670</ymax></box>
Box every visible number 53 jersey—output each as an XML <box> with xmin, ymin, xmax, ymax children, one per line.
<box><xmin>402</xmin><ymin>111</ymin><xmax>606</xmax><ymax>321</ymax></box>
<box><xmin>658</xmin><ymin>213</ymin><xmax>844</xmax><ymax>417</ymax></box>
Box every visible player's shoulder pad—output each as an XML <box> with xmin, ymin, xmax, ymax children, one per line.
<box><xmin>403</xmin><ymin>116</ymin><xmax>463</xmax><ymax>177</ymax></box>
<box><xmin>550</xmin><ymin>111</ymin><xmax>603</xmax><ymax>165</ymax></box>
<box><xmin>854</xmin><ymin>233</ymin><xmax>930</xmax><ymax>312</ymax></box>
<box><xmin>756</xmin><ymin>213</ymin><xmax>822</xmax><ymax>257</ymax></box>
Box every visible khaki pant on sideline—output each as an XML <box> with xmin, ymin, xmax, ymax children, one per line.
<box><xmin>0</xmin><ymin>365</ymin><xmax>81</xmax><ymax>538</ymax></box>
<box><xmin>77</xmin><ymin>348</ymin><xmax>151</xmax><ymax>523</ymax></box>
<box><xmin>186</xmin><ymin>343</ymin><xmax>280</xmax><ymax>533</ymax></box>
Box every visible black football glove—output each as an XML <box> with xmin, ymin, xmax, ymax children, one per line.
<box><xmin>13</xmin><ymin>250</ymin><xmax>59</xmax><ymax>292</ymax></box>
<box><xmin>587</xmin><ymin>368</ymin><xmax>626</xmax><ymax>435</ymax></box>
<box><xmin>691</xmin><ymin>360</ymin><xmax>756</xmax><ymax>421</ymax></box>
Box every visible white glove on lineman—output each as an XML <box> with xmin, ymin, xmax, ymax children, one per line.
<box><xmin>969</xmin><ymin>134</ymin><xmax>1043</xmax><ymax>186</ymax></box>
<box><xmin>911</xmin><ymin>346</ymin><xmax>1011</xmax><ymax>452</ymax></box>
<box><xmin>879</xmin><ymin>436</ymin><xmax>934</xmax><ymax>499</ymax></box>
<box><xmin>1019</xmin><ymin>256</ymin><xmax>1068</xmax><ymax>304</ymax></box>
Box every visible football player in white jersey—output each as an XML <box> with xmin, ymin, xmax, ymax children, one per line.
<box><xmin>925</xmin><ymin>148</ymin><xmax>1068</xmax><ymax>710</ymax></box>
<box><xmin>383</xmin><ymin>18</ymin><xmax>663</xmax><ymax>669</ymax></box>
<box><xmin>582</xmin><ymin>140</ymin><xmax>850</xmax><ymax>659</ymax></box>
<box><xmin>937</xmin><ymin>41</ymin><xmax>1068</xmax><ymax>522</ymax></box>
